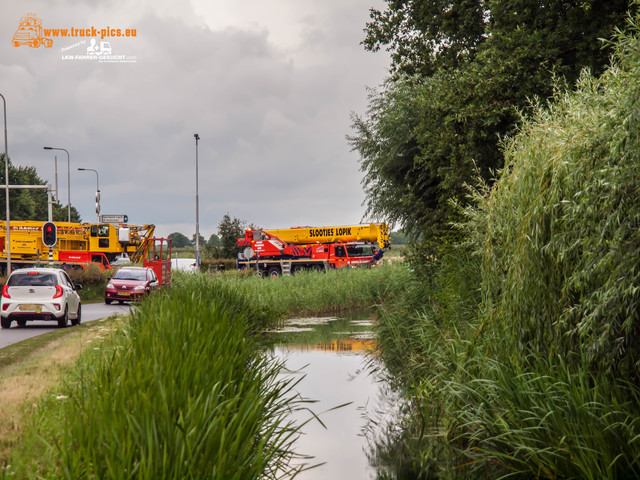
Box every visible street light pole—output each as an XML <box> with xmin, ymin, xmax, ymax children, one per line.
<box><xmin>53</xmin><ymin>155</ymin><xmax>58</xmax><ymax>203</ymax></box>
<box><xmin>194</xmin><ymin>133</ymin><xmax>200</xmax><ymax>267</ymax></box>
<box><xmin>1</xmin><ymin>93</ymin><xmax>10</xmax><ymax>273</ymax></box>
<box><xmin>43</xmin><ymin>146</ymin><xmax>70</xmax><ymax>222</ymax></box>
<box><xmin>77</xmin><ymin>168</ymin><xmax>100</xmax><ymax>221</ymax></box>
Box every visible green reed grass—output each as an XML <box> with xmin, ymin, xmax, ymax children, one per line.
<box><xmin>211</xmin><ymin>263</ymin><xmax>408</xmax><ymax>319</ymax></box>
<box><xmin>467</xmin><ymin>17</ymin><xmax>640</xmax><ymax>378</ymax></box>
<box><xmin>14</xmin><ymin>276</ymin><xmax>310</xmax><ymax>479</ymax></box>
<box><xmin>368</xmin><ymin>12</ymin><xmax>640</xmax><ymax>479</ymax></box>
<box><xmin>445</xmin><ymin>357</ymin><xmax>640</xmax><ymax>479</ymax></box>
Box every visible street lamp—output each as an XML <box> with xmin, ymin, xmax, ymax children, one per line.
<box><xmin>194</xmin><ymin>133</ymin><xmax>200</xmax><ymax>267</ymax></box>
<box><xmin>78</xmin><ymin>168</ymin><xmax>100</xmax><ymax>221</ymax></box>
<box><xmin>43</xmin><ymin>146</ymin><xmax>70</xmax><ymax>222</ymax></box>
<box><xmin>1</xmin><ymin>93</ymin><xmax>10</xmax><ymax>273</ymax></box>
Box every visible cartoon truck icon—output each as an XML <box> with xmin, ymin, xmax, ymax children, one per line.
<box><xmin>12</xmin><ymin>14</ymin><xmax>53</xmax><ymax>48</ymax></box>
<box><xmin>86</xmin><ymin>39</ymin><xmax>112</xmax><ymax>56</ymax></box>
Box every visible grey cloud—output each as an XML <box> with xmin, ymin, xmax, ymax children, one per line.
<box><xmin>1</xmin><ymin>0</ymin><xmax>389</xmax><ymax>236</ymax></box>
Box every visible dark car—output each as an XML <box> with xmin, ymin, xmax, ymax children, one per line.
<box><xmin>105</xmin><ymin>267</ymin><xmax>159</xmax><ymax>304</ymax></box>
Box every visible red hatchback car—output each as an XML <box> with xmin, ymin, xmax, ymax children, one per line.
<box><xmin>105</xmin><ymin>267</ymin><xmax>159</xmax><ymax>304</ymax></box>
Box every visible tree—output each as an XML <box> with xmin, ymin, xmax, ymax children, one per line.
<box><xmin>363</xmin><ymin>0</ymin><xmax>487</xmax><ymax>77</ymax></box>
<box><xmin>364</xmin><ymin>0</ymin><xmax>630</xmax><ymax>80</ymax></box>
<box><xmin>353</xmin><ymin>1</ymin><xmax>633</xmax><ymax>249</ymax></box>
<box><xmin>390</xmin><ymin>230</ymin><xmax>409</xmax><ymax>245</ymax></box>
<box><xmin>168</xmin><ymin>232</ymin><xmax>190</xmax><ymax>248</ymax></box>
<box><xmin>207</xmin><ymin>233</ymin><xmax>221</xmax><ymax>247</ymax></box>
<box><xmin>218</xmin><ymin>214</ymin><xmax>246</xmax><ymax>259</ymax></box>
<box><xmin>191</xmin><ymin>233</ymin><xmax>205</xmax><ymax>247</ymax></box>
<box><xmin>0</xmin><ymin>155</ymin><xmax>81</xmax><ymax>222</ymax></box>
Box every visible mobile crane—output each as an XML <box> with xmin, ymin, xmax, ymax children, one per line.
<box><xmin>0</xmin><ymin>221</ymin><xmax>156</xmax><ymax>274</ymax></box>
<box><xmin>237</xmin><ymin>223</ymin><xmax>390</xmax><ymax>276</ymax></box>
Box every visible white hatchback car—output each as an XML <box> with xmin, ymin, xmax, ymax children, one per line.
<box><xmin>1</xmin><ymin>268</ymin><xmax>82</xmax><ymax>329</ymax></box>
<box><xmin>171</xmin><ymin>257</ymin><xmax>197</xmax><ymax>273</ymax></box>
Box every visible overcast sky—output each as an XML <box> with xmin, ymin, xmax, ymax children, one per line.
<box><xmin>1</xmin><ymin>0</ymin><xmax>389</xmax><ymax>238</ymax></box>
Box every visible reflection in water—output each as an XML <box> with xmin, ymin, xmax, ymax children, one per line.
<box><xmin>284</xmin><ymin>337</ymin><xmax>377</xmax><ymax>353</ymax></box>
<box><xmin>265</xmin><ymin>313</ymin><xmax>390</xmax><ymax>480</ymax></box>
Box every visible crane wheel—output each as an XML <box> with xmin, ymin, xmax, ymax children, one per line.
<box><xmin>266</xmin><ymin>266</ymin><xmax>281</xmax><ymax>278</ymax></box>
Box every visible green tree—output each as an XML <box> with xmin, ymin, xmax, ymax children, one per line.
<box><xmin>168</xmin><ymin>232</ymin><xmax>190</xmax><ymax>248</ymax></box>
<box><xmin>218</xmin><ymin>214</ymin><xmax>246</xmax><ymax>259</ymax></box>
<box><xmin>207</xmin><ymin>233</ymin><xmax>222</xmax><ymax>247</ymax></box>
<box><xmin>0</xmin><ymin>155</ymin><xmax>81</xmax><ymax>222</ymax></box>
<box><xmin>390</xmin><ymin>230</ymin><xmax>409</xmax><ymax>245</ymax></box>
<box><xmin>363</xmin><ymin>0</ymin><xmax>486</xmax><ymax>76</ymax></box>
<box><xmin>348</xmin><ymin>0</ymin><xmax>632</xmax><ymax>253</ymax></box>
<box><xmin>364</xmin><ymin>0</ymin><xmax>629</xmax><ymax>79</ymax></box>
<box><xmin>468</xmin><ymin>20</ymin><xmax>640</xmax><ymax>378</ymax></box>
<box><xmin>354</xmin><ymin>1</ymin><xmax>633</xmax><ymax>250</ymax></box>
<box><xmin>191</xmin><ymin>233</ymin><xmax>205</xmax><ymax>247</ymax></box>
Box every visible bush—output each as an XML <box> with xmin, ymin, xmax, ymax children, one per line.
<box><xmin>66</xmin><ymin>263</ymin><xmax>109</xmax><ymax>300</ymax></box>
<box><xmin>201</xmin><ymin>257</ymin><xmax>236</xmax><ymax>272</ymax></box>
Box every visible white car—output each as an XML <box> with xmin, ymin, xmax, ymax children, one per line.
<box><xmin>171</xmin><ymin>258</ymin><xmax>197</xmax><ymax>273</ymax></box>
<box><xmin>1</xmin><ymin>268</ymin><xmax>82</xmax><ymax>329</ymax></box>
<box><xmin>111</xmin><ymin>253</ymin><xmax>132</xmax><ymax>266</ymax></box>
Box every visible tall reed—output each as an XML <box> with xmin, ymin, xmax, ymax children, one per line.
<box><xmin>370</xmin><ymin>12</ymin><xmax>640</xmax><ymax>479</ymax></box>
<box><xmin>24</xmin><ymin>276</ymin><xmax>308</xmax><ymax>479</ymax></box>
<box><xmin>210</xmin><ymin>263</ymin><xmax>407</xmax><ymax>319</ymax></box>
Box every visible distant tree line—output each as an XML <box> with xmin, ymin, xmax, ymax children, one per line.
<box><xmin>0</xmin><ymin>155</ymin><xmax>81</xmax><ymax>222</ymax></box>
<box><xmin>169</xmin><ymin>213</ymin><xmax>247</xmax><ymax>259</ymax></box>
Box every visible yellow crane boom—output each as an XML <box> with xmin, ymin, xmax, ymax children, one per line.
<box><xmin>263</xmin><ymin>223</ymin><xmax>390</xmax><ymax>249</ymax></box>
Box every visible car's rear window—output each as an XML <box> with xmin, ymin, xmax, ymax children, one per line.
<box><xmin>113</xmin><ymin>269</ymin><xmax>147</xmax><ymax>281</ymax></box>
<box><xmin>8</xmin><ymin>273</ymin><xmax>58</xmax><ymax>287</ymax></box>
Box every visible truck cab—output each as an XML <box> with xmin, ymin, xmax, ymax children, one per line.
<box><xmin>330</xmin><ymin>243</ymin><xmax>379</xmax><ymax>269</ymax></box>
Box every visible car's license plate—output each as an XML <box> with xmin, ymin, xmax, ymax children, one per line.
<box><xmin>119</xmin><ymin>292</ymin><xmax>130</xmax><ymax>296</ymax></box>
<box><xmin>19</xmin><ymin>304</ymin><xmax>42</xmax><ymax>313</ymax></box>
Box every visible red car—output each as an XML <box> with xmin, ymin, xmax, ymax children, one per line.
<box><xmin>105</xmin><ymin>267</ymin><xmax>159</xmax><ymax>304</ymax></box>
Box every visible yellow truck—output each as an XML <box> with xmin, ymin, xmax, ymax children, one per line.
<box><xmin>0</xmin><ymin>221</ymin><xmax>155</xmax><ymax>274</ymax></box>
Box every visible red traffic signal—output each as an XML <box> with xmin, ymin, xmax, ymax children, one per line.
<box><xmin>42</xmin><ymin>221</ymin><xmax>57</xmax><ymax>247</ymax></box>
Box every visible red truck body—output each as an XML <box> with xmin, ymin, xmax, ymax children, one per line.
<box><xmin>236</xmin><ymin>227</ymin><xmax>385</xmax><ymax>276</ymax></box>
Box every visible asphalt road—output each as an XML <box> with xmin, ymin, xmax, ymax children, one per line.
<box><xmin>0</xmin><ymin>302</ymin><xmax>131</xmax><ymax>349</ymax></box>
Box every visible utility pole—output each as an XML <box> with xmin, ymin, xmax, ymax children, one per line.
<box><xmin>1</xmin><ymin>93</ymin><xmax>11</xmax><ymax>273</ymax></box>
<box><xmin>194</xmin><ymin>133</ymin><xmax>200</xmax><ymax>267</ymax></box>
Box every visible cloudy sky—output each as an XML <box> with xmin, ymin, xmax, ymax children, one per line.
<box><xmin>1</xmin><ymin>0</ymin><xmax>389</xmax><ymax>238</ymax></box>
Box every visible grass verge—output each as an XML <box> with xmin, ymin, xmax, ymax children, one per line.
<box><xmin>0</xmin><ymin>316</ymin><xmax>122</xmax><ymax>471</ymax></box>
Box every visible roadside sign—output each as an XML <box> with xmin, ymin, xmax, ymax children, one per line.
<box><xmin>100</xmin><ymin>214</ymin><xmax>128</xmax><ymax>224</ymax></box>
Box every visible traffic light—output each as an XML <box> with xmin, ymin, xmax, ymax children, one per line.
<box><xmin>42</xmin><ymin>221</ymin><xmax>57</xmax><ymax>247</ymax></box>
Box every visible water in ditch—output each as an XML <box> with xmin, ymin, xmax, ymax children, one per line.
<box><xmin>263</xmin><ymin>311</ymin><xmax>397</xmax><ymax>479</ymax></box>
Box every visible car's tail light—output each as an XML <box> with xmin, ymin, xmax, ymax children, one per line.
<box><xmin>53</xmin><ymin>285</ymin><xmax>63</xmax><ymax>299</ymax></box>
<box><xmin>2</xmin><ymin>285</ymin><xmax>10</xmax><ymax>299</ymax></box>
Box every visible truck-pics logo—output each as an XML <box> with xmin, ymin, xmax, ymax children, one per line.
<box><xmin>12</xmin><ymin>13</ymin><xmax>52</xmax><ymax>48</ymax></box>
<box><xmin>12</xmin><ymin>13</ymin><xmax>138</xmax><ymax>63</ymax></box>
